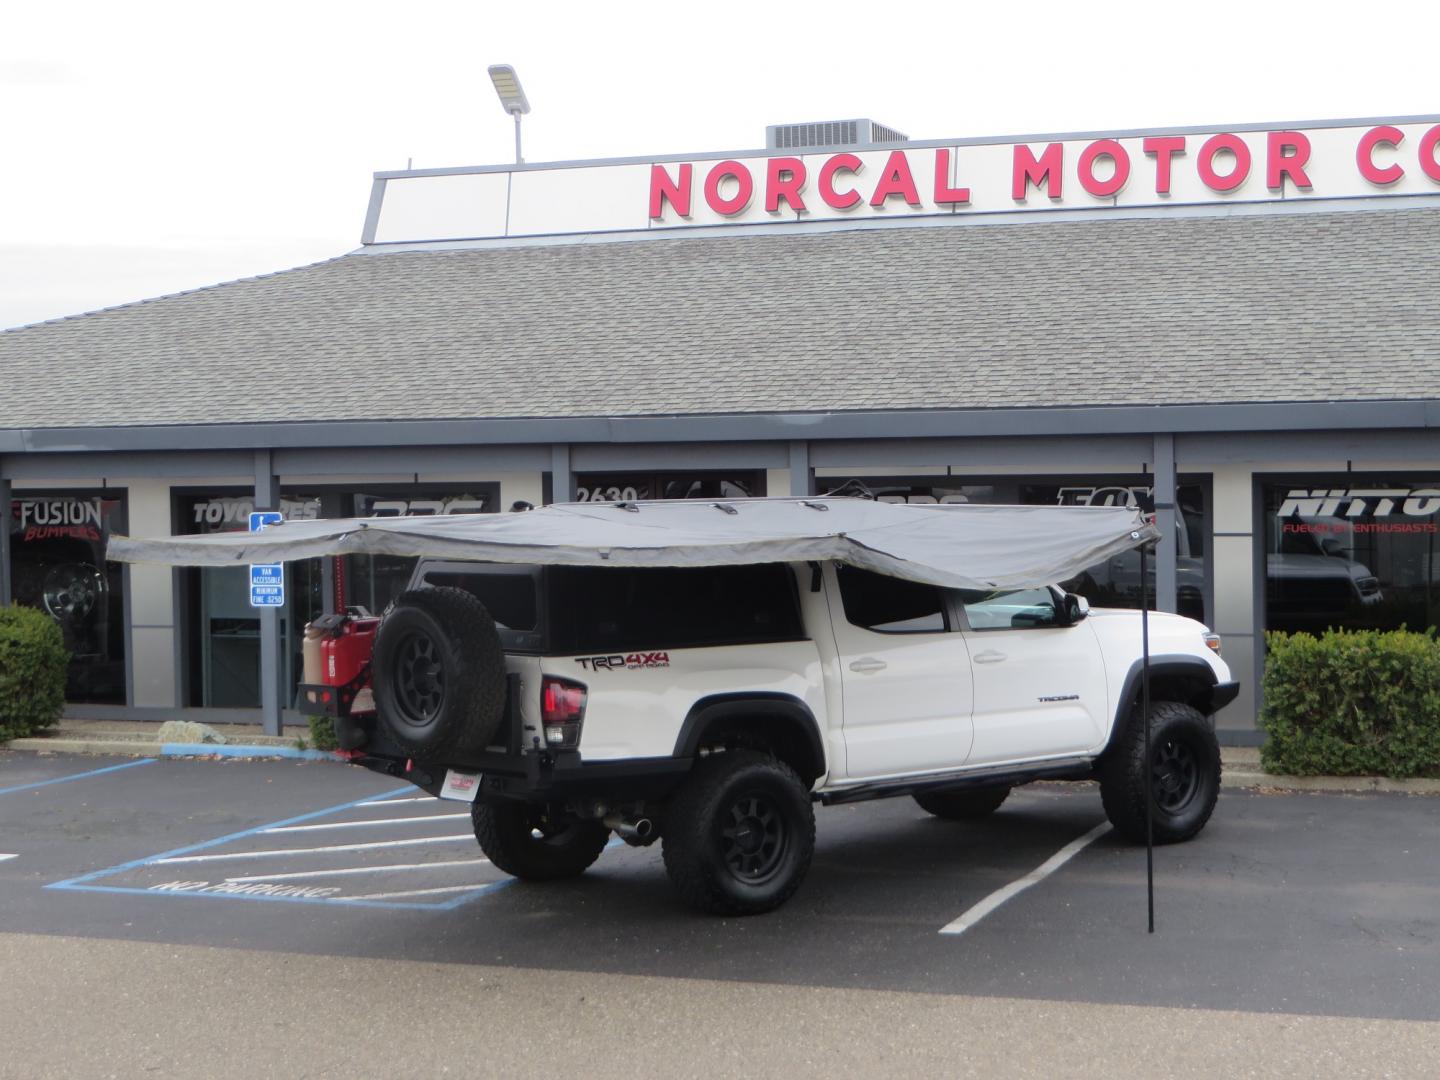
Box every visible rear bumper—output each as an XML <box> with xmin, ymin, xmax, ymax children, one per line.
<box><xmin>349</xmin><ymin>749</ymin><xmax>692</xmax><ymax>804</ymax></box>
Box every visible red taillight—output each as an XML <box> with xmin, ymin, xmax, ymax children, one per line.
<box><xmin>541</xmin><ymin>676</ymin><xmax>586</xmax><ymax>747</ymax></box>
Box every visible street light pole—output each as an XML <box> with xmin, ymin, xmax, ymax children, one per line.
<box><xmin>488</xmin><ymin>65</ymin><xmax>531</xmax><ymax>166</ymax></box>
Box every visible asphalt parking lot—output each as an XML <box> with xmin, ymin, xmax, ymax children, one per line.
<box><xmin>2</xmin><ymin>748</ymin><xmax>1437</xmax><ymax>1030</ymax></box>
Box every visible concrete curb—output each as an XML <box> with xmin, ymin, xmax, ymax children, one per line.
<box><xmin>1222</xmin><ymin>769</ymin><xmax>1440</xmax><ymax>795</ymax></box>
<box><xmin>5</xmin><ymin>737</ymin><xmax>340</xmax><ymax>763</ymax></box>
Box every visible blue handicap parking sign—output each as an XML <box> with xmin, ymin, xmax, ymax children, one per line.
<box><xmin>249</xmin><ymin>511</ymin><xmax>285</xmax><ymax>608</ymax></box>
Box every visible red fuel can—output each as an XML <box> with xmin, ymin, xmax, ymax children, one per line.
<box><xmin>321</xmin><ymin>617</ymin><xmax>380</xmax><ymax>687</ymax></box>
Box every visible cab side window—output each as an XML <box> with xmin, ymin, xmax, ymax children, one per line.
<box><xmin>836</xmin><ymin>565</ymin><xmax>948</xmax><ymax>633</ymax></box>
<box><xmin>959</xmin><ymin>587</ymin><xmax>1060</xmax><ymax>630</ymax></box>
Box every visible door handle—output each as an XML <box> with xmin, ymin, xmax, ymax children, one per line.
<box><xmin>973</xmin><ymin>650</ymin><xmax>1007</xmax><ymax>664</ymax></box>
<box><xmin>848</xmin><ymin>658</ymin><xmax>888</xmax><ymax>674</ymax></box>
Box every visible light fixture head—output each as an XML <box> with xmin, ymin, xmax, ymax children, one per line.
<box><xmin>487</xmin><ymin>64</ymin><xmax>530</xmax><ymax>116</ymax></box>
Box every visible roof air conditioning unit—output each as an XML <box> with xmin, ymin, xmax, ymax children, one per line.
<box><xmin>765</xmin><ymin>119</ymin><xmax>909</xmax><ymax>151</ymax></box>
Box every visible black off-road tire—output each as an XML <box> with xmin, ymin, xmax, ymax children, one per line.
<box><xmin>913</xmin><ymin>784</ymin><xmax>1011</xmax><ymax>820</ymax></box>
<box><xmin>661</xmin><ymin>750</ymin><xmax>816</xmax><ymax>916</ymax></box>
<box><xmin>371</xmin><ymin>587</ymin><xmax>506</xmax><ymax>758</ymax></box>
<box><xmin>472</xmin><ymin>801</ymin><xmax>610</xmax><ymax>881</ymax></box>
<box><xmin>1099</xmin><ymin>700</ymin><xmax>1220</xmax><ymax>844</ymax></box>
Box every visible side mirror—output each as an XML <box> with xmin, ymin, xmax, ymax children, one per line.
<box><xmin>1063</xmin><ymin>593</ymin><xmax>1090</xmax><ymax>624</ymax></box>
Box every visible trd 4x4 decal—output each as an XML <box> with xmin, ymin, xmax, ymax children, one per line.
<box><xmin>576</xmin><ymin>652</ymin><xmax>671</xmax><ymax>671</ymax></box>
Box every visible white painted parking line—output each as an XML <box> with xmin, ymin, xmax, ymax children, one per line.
<box><xmin>356</xmin><ymin>796</ymin><xmax>437</xmax><ymax>806</ymax></box>
<box><xmin>155</xmin><ymin>833</ymin><xmax>476</xmax><ymax>864</ymax></box>
<box><xmin>939</xmin><ymin>822</ymin><xmax>1111</xmax><ymax>936</ymax></box>
<box><xmin>226</xmin><ymin>858</ymin><xmax>487</xmax><ymax>883</ymax></box>
<box><xmin>348</xmin><ymin>883</ymin><xmax>495</xmax><ymax>901</ymax></box>
<box><xmin>0</xmin><ymin>854</ymin><xmax>17</xmax><ymax>863</ymax></box>
<box><xmin>261</xmin><ymin>812</ymin><xmax>470</xmax><ymax>833</ymax></box>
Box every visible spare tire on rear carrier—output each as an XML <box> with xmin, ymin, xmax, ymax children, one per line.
<box><xmin>371</xmin><ymin>587</ymin><xmax>508</xmax><ymax>759</ymax></box>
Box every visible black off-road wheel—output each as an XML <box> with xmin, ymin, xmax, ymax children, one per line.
<box><xmin>1099</xmin><ymin>700</ymin><xmax>1220</xmax><ymax>844</ymax></box>
<box><xmin>661</xmin><ymin>750</ymin><xmax>816</xmax><ymax>916</ymax></box>
<box><xmin>472</xmin><ymin>801</ymin><xmax>610</xmax><ymax>881</ymax></box>
<box><xmin>913</xmin><ymin>784</ymin><xmax>1011</xmax><ymax>820</ymax></box>
<box><xmin>371</xmin><ymin>587</ymin><xmax>506</xmax><ymax>758</ymax></box>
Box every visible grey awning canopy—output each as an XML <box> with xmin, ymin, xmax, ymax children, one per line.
<box><xmin>105</xmin><ymin>497</ymin><xmax>1160</xmax><ymax>592</ymax></box>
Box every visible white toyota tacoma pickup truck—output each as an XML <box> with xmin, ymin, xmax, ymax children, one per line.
<box><xmin>302</xmin><ymin>555</ymin><xmax>1237</xmax><ymax>915</ymax></box>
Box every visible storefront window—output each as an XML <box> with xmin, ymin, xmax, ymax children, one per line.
<box><xmin>8</xmin><ymin>491</ymin><xmax>127</xmax><ymax>703</ymax></box>
<box><xmin>177</xmin><ymin>493</ymin><xmax>321</xmax><ymax>708</ymax></box>
<box><xmin>816</xmin><ymin>476</ymin><xmax>1210</xmax><ymax>623</ymax></box>
<box><xmin>178</xmin><ymin>486</ymin><xmax>502</xmax><ymax>708</ymax></box>
<box><xmin>1263</xmin><ymin>477</ymin><xmax>1440</xmax><ymax>635</ymax></box>
<box><xmin>573</xmin><ymin>472</ymin><xmax>765</xmax><ymax>503</ymax></box>
<box><xmin>343</xmin><ymin>488</ymin><xmax>500</xmax><ymax>617</ymax></box>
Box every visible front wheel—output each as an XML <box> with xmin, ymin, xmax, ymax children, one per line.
<box><xmin>661</xmin><ymin>750</ymin><xmax>815</xmax><ymax>916</ymax></box>
<box><xmin>1099</xmin><ymin>701</ymin><xmax>1220</xmax><ymax>844</ymax></box>
<box><xmin>472</xmin><ymin>802</ymin><xmax>610</xmax><ymax>881</ymax></box>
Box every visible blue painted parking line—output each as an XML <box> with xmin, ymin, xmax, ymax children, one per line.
<box><xmin>157</xmin><ymin>743</ymin><xmax>342</xmax><ymax>761</ymax></box>
<box><xmin>44</xmin><ymin>785</ymin><xmax>532</xmax><ymax>912</ymax></box>
<box><xmin>0</xmin><ymin>758</ymin><xmax>156</xmax><ymax>797</ymax></box>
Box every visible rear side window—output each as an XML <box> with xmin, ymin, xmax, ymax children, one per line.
<box><xmin>548</xmin><ymin>564</ymin><xmax>805</xmax><ymax>653</ymax></box>
<box><xmin>836</xmin><ymin>565</ymin><xmax>948</xmax><ymax>633</ymax></box>
<box><xmin>422</xmin><ymin>570</ymin><xmax>538</xmax><ymax>631</ymax></box>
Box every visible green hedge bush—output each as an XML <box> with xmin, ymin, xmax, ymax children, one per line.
<box><xmin>0</xmin><ymin>605</ymin><xmax>70</xmax><ymax>742</ymax></box>
<box><xmin>1260</xmin><ymin>628</ymin><xmax>1440</xmax><ymax>778</ymax></box>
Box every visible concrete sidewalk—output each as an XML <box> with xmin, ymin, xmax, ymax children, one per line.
<box><xmin>5</xmin><ymin>719</ymin><xmax>1438</xmax><ymax>793</ymax></box>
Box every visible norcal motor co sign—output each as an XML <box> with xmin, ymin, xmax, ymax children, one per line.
<box><xmin>648</xmin><ymin>123</ymin><xmax>1440</xmax><ymax>221</ymax></box>
<box><xmin>367</xmin><ymin>118</ymin><xmax>1440</xmax><ymax>245</ymax></box>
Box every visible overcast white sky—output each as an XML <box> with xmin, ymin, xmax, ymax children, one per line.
<box><xmin>3</xmin><ymin>0</ymin><xmax>1438</xmax><ymax>329</ymax></box>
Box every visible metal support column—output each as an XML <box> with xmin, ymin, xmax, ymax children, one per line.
<box><xmin>0</xmin><ymin>473</ymin><xmax>12</xmax><ymax>607</ymax></box>
<box><xmin>1151</xmin><ymin>433</ymin><xmax>1178</xmax><ymax>614</ymax></box>
<box><xmin>254</xmin><ymin>450</ymin><xmax>283</xmax><ymax>735</ymax></box>
<box><xmin>550</xmin><ymin>444</ymin><xmax>573</xmax><ymax>504</ymax></box>
<box><xmin>788</xmin><ymin>441</ymin><xmax>813</xmax><ymax>497</ymax></box>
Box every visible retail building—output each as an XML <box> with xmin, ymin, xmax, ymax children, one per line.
<box><xmin>5</xmin><ymin>114</ymin><xmax>1440</xmax><ymax>740</ymax></box>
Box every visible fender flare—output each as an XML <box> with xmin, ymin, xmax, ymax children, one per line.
<box><xmin>1103</xmin><ymin>653</ymin><xmax>1237</xmax><ymax>756</ymax></box>
<box><xmin>673</xmin><ymin>692</ymin><xmax>827</xmax><ymax>783</ymax></box>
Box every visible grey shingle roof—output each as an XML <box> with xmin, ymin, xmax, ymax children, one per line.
<box><xmin>3</xmin><ymin>206</ymin><xmax>1439</xmax><ymax>429</ymax></box>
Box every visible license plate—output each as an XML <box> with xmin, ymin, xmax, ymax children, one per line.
<box><xmin>439</xmin><ymin>770</ymin><xmax>482</xmax><ymax>803</ymax></box>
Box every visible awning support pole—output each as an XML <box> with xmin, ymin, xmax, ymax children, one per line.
<box><xmin>1140</xmin><ymin>538</ymin><xmax>1155</xmax><ymax>934</ymax></box>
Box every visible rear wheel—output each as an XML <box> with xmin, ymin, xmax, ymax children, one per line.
<box><xmin>913</xmin><ymin>784</ymin><xmax>1011</xmax><ymax>820</ymax></box>
<box><xmin>1099</xmin><ymin>700</ymin><xmax>1220</xmax><ymax>844</ymax></box>
<box><xmin>661</xmin><ymin>750</ymin><xmax>815</xmax><ymax>916</ymax></box>
<box><xmin>371</xmin><ymin>587</ymin><xmax>506</xmax><ymax>757</ymax></box>
<box><xmin>472</xmin><ymin>802</ymin><xmax>610</xmax><ymax>881</ymax></box>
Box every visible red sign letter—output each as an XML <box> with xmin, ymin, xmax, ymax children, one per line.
<box><xmin>1357</xmin><ymin>125</ymin><xmax>1405</xmax><ymax>186</ymax></box>
<box><xmin>649</xmin><ymin>163</ymin><xmax>692</xmax><ymax>219</ymax></box>
<box><xmin>1266</xmin><ymin>131</ymin><xmax>1313</xmax><ymax>192</ymax></box>
<box><xmin>1143</xmin><ymin>136</ymin><xmax>1186</xmax><ymax>194</ymax></box>
<box><xmin>933</xmin><ymin>148</ymin><xmax>970</xmax><ymax>206</ymax></box>
<box><xmin>1197</xmin><ymin>133</ymin><xmax>1251</xmax><ymax>192</ymax></box>
<box><xmin>1013</xmin><ymin>143</ymin><xmax>1063</xmax><ymax>201</ymax></box>
<box><xmin>1078</xmin><ymin>138</ymin><xmax>1130</xmax><ymax>198</ymax></box>
<box><xmin>869</xmin><ymin>151</ymin><xmax>921</xmax><ymax>207</ymax></box>
<box><xmin>818</xmin><ymin>153</ymin><xmax>863</xmax><ymax>210</ymax></box>
<box><xmin>1420</xmin><ymin>124</ymin><xmax>1440</xmax><ymax>183</ymax></box>
<box><xmin>765</xmin><ymin>157</ymin><xmax>808</xmax><ymax>213</ymax></box>
<box><xmin>704</xmin><ymin>160</ymin><xmax>754</xmax><ymax>216</ymax></box>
